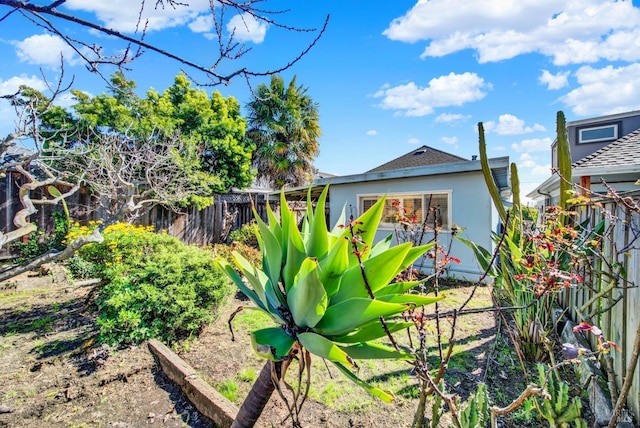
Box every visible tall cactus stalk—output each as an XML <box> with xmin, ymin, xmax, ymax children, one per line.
<box><xmin>478</xmin><ymin>122</ymin><xmax>508</xmax><ymax>223</ymax></box>
<box><xmin>556</xmin><ymin>111</ymin><xmax>572</xmax><ymax>212</ymax></box>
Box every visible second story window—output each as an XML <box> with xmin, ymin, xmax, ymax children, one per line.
<box><xmin>578</xmin><ymin>124</ymin><xmax>618</xmax><ymax>144</ymax></box>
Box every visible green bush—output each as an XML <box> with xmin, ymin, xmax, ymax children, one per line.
<box><xmin>228</xmin><ymin>221</ymin><xmax>259</xmax><ymax>248</ymax></box>
<box><xmin>96</xmin><ymin>244</ymin><xmax>231</xmax><ymax>346</ymax></box>
<box><xmin>66</xmin><ymin>255</ymin><xmax>100</xmax><ymax>280</ymax></box>
<box><xmin>75</xmin><ymin>223</ymin><xmax>183</xmax><ymax>280</ymax></box>
<box><xmin>12</xmin><ymin>211</ymin><xmax>68</xmax><ymax>261</ymax></box>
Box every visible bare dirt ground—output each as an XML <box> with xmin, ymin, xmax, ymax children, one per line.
<box><xmin>0</xmin><ymin>269</ymin><xmax>538</xmax><ymax>428</ymax></box>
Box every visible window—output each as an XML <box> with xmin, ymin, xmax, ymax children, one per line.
<box><xmin>578</xmin><ymin>124</ymin><xmax>618</xmax><ymax>144</ymax></box>
<box><xmin>359</xmin><ymin>192</ymin><xmax>450</xmax><ymax>230</ymax></box>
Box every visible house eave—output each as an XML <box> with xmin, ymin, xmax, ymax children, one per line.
<box><xmin>313</xmin><ymin>156</ymin><xmax>510</xmax><ymax>187</ymax></box>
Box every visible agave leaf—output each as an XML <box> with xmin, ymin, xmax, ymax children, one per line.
<box><xmin>215</xmin><ymin>259</ymin><xmax>268</xmax><ymax>313</ymax></box>
<box><xmin>287</xmin><ymin>258</ymin><xmax>328</xmax><ymax>328</ymax></box>
<box><xmin>264</xmin><ymin>200</ymin><xmax>282</xmax><ymax>246</ymax></box>
<box><xmin>251</xmin><ymin>327</ymin><xmax>295</xmax><ymax>361</ymax></box>
<box><xmin>331</xmin><ymin>321</ymin><xmax>414</xmax><ymax>344</ymax></box>
<box><xmin>332</xmin><ymin>361</ymin><xmax>395</xmax><ymax>403</ymax></box>
<box><xmin>374</xmin><ymin>280</ymin><xmax>425</xmax><ymax>296</ymax></box>
<box><xmin>297</xmin><ymin>332</ymin><xmax>353</xmax><ymax>366</ymax></box>
<box><xmin>282</xmin><ymin>206</ymin><xmax>307</xmax><ymax>292</ymax></box>
<box><xmin>329</xmin><ymin>203</ymin><xmax>347</xmax><ymax>237</ymax></box>
<box><xmin>253</xmin><ymin>213</ymin><xmax>283</xmax><ymax>291</ymax></box>
<box><xmin>340</xmin><ymin>342</ymin><xmax>412</xmax><ymax>360</ymax></box>
<box><xmin>399</xmin><ymin>242</ymin><xmax>436</xmax><ymax>272</ymax></box>
<box><xmin>376</xmin><ymin>293</ymin><xmax>444</xmax><ymax>306</ymax></box>
<box><xmin>305</xmin><ymin>185</ymin><xmax>329</xmax><ymax>259</ymax></box>
<box><xmin>331</xmin><ymin>242</ymin><xmax>413</xmax><ymax>303</ymax></box>
<box><xmin>315</xmin><ymin>298</ymin><xmax>410</xmax><ymax>336</ymax></box>
<box><xmin>340</xmin><ymin>196</ymin><xmax>386</xmax><ymax>263</ymax></box>
<box><xmin>369</xmin><ymin>233</ymin><xmax>393</xmax><ymax>259</ymax></box>
<box><xmin>318</xmin><ymin>235</ymin><xmax>350</xmax><ymax>297</ymax></box>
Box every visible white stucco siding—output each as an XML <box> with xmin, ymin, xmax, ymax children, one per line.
<box><xmin>325</xmin><ymin>170</ymin><xmax>495</xmax><ymax>282</ymax></box>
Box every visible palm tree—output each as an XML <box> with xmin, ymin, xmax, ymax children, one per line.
<box><xmin>246</xmin><ymin>75</ymin><xmax>321</xmax><ymax>189</ymax></box>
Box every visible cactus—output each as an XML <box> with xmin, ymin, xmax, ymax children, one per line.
<box><xmin>457</xmin><ymin>382</ymin><xmax>490</xmax><ymax>428</ymax></box>
<box><xmin>556</xmin><ymin>111</ymin><xmax>572</xmax><ymax>212</ymax></box>
<box><xmin>478</xmin><ymin>122</ymin><xmax>508</xmax><ymax>223</ymax></box>
<box><xmin>533</xmin><ymin>364</ymin><xmax>587</xmax><ymax>428</ymax></box>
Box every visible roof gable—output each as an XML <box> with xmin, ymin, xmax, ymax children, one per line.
<box><xmin>367</xmin><ymin>145</ymin><xmax>468</xmax><ymax>173</ymax></box>
<box><xmin>573</xmin><ymin>128</ymin><xmax>640</xmax><ymax>170</ymax></box>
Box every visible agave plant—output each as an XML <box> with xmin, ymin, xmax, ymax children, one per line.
<box><xmin>217</xmin><ymin>185</ymin><xmax>442</xmax><ymax>427</ymax></box>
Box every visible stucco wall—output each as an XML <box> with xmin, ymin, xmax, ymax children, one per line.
<box><xmin>325</xmin><ymin>170</ymin><xmax>495</xmax><ymax>282</ymax></box>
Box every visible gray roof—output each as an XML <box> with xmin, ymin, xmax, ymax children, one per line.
<box><xmin>573</xmin><ymin>128</ymin><xmax>640</xmax><ymax>170</ymax></box>
<box><xmin>367</xmin><ymin>145</ymin><xmax>468</xmax><ymax>172</ymax></box>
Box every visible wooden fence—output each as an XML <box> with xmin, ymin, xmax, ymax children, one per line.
<box><xmin>0</xmin><ymin>172</ymin><xmax>269</xmax><ymax>259</ymax></box>
<box><xmin>561</xmin><ymin>192</ymin><xmax>640</xmax><ymax>421</ymax></box>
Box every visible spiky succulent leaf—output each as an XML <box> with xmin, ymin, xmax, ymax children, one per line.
<box><xmin>254</xmin><ymin>213</ymin><xmax>283</xmax><ymax>291</ymax></box>
<box><xmin>318</xmin><ymin>235</ymin><xmax>350</xmax><ymax>297</ymax></box>
<box><xmin>231</xmin><ymin>250</ymin><xmax>281</xmax><ymax>310</ymax></box>
<box><xmin>215</xmin><ymin>259</ymin><xmax>269</xmax><ymax>314</ymax></box>
<box><xmin>330</xmin><ymin>242</ymin><xmax>413</xmax><ymax>303</ymax></box>
<box><xmin>375</xmin><ymin>280</ymin><xmax>425</xmax><ymax>296</ymax></box>
<box><xmin>332</xmin><ymin>362</ymin><xmax>395</xmax><ymax>403</ymax></box>
<box><xmin>340</xmin><ymin>342</ymin><xmax>412</xmax><ymax>360</ymax></box>
<box><xmin>306</xmin><ymin>185</ymin><xmax>329</xmax><ymax>259</ymax></box>
<box><xmin>339</xmin><ymin>196</ymin><xmax>386</xmax><ymax>263</ymax></box>
<box><xmin>251</xmin><ymin>327</ymin><xmax>295</xmax><ymax>361</ymax></box>
<box><xmin>331</xmin><ymin>321</ymin><xmax>414</xmax><ymax>344</ymax></box>
<box><xmin>376</xmin><ymin>294</ymin><xmax>444</xmax><ymax>306</ymax></box>
<box><xmin>297</xmin><ymin>332</ymin><xmax>354</xmax><ymax>366</ymax></box>
<box><xmin>329</xmin><ymin>204</ymin><xmax>347</xmax><ymax>237</ymax></box>
<box><xmin>369</xmin><ymin>233</ymin><xmax>393</xmax><ymax>259</ymax></box>
<box><xmin>282</xmin><ymin>205</ymin><xmax>307</xmax><ymax>292</ymax></box>
<box><xmin>264</xmin><ymin>201</ymin><xmax>282</xmax><ymax>247</ymax></box>
<box><xmin>287</xmin><ymin>258</ymin><xmax>328</xmax><ymax>328</ymax></box>
<box><xmin>315</xmin><ymin>298</ymin><xmax>410</xmax><ymax>336</ymax></box>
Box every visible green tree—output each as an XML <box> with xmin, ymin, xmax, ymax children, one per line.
<box><xmin>41</xmin><ymin>72</ymin><xmax>255</xmax><ymax>207</ymax></box>
<box><xmin>246</xmin><ymin>75</ymin><xmax>321</xmax><ymax>189</ymax></box>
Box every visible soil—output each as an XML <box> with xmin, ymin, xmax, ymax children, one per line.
<box><xmin>0</xmin><ymin>270</ymin><xmax>543</xmax><ymax>428</ymax></box>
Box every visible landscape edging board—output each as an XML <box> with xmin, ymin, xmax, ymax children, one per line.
<box><xmin>148</xmin><ymin>339</ymin><xmax>239</xmax><ymax>428</ymax></box>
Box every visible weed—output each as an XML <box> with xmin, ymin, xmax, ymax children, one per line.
<box><xmin>237</xmin><ymin>367</ymin><xmax>257</xmax><ymax>383</ymax></box>
<box><xmin>216</xmin><ymin>379</ymin><xmax>239</xmax><ymax>402</ymax></box>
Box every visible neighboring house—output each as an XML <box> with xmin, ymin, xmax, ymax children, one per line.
<box><xmin>528</xmin><ymin>110</ymin><xmax>640</xmax><ymax>206</ymax></box>
<box><xmin>286</xmin><ymin>145</ymin><xmax>511</xmax><ymax>282</ymax></box>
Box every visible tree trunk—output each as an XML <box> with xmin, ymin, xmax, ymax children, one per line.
<box><xmin>231</xmin><ymin>360</ymin><xmax>282</xmax><ymax>428</ymax></box>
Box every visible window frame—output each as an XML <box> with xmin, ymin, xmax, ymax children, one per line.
<box><xmin>577</xmin><ymin>123</ymin><xmax>619</xmax><ymax>144</ymax></box>
<box><xmin>358</xmin><ymin>190</ymin><xmax>452</xmax><ymax>232</ymax></box>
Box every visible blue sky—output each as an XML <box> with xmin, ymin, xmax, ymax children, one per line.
<box><xmin>2</xmin><ymin>1</ymin><xmax>640</xmax><ymax>200</ymax></box>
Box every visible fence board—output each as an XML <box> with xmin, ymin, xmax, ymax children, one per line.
<box><xmin>568</xmin><ymin>194</ymin><xmax>640</xmax><ymax>422</ymax></box>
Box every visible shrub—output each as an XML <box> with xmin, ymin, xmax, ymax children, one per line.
<box><xmin>96</xmin><ymin>243</ymin><xmax>231</xmax><ymax>346</ymax></box>
<box><xmin>66</xmin><ymin>255</ymin><xmax>100</xmax><ymax>280</ymax></box>
<box><xmin>228</xmin><ymin>221</ymin><xmax>259</xmax><ymax>248</ymax></box>
<box><xmin>73</xmin><ymin>223</ymin><xmax>183</xmax><ymax>279</ymax></box>
<box><xmin>12</xmin><ymin>211</ymin><xmax>68</xmax><ymax>261</ymax></box>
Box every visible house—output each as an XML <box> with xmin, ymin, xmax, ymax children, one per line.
<box><xmin>287</xmin><ymin>145</ymin><xmax>511</xmax><ymax>282</ymax></box>
<box><xmin>527</xmin><ymin>110</ymin><xmax>640</xmax><ymax>206</ymax></box>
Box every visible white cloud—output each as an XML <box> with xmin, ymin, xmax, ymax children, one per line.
<box><xmin>441</xmin><ymin>136</ymin><xmax>459</xmax><ymax>149</ymax></box>
<box><xmin>561</xmin><ymin>63</ymin><xmax>640</xmax><ymax>116</ymax></box>
<box><xmin>189</xmin><ymin>14</ymin><xmax>214</xmax><ymax>33</ymax></box>
<box><xmin>512</xmin><ymin>137</ymin><xmax>552</xmax><ymax>153</ymax></box>
<box><xmin>64</xmin><ymin>0</ymin><xmax>212</xmax><ymax>33</ymax></box>
<box><xmin>434</xmin><ymin>113</ymin><xmax>471</xmax><ymax>124</ymax></box>
<box><xmin>366</xmin><ymin>130</ymin><xmax>378</xmax><ymax>136</ymax></box>
<box><xmin>227</xmin><ymin>13</ymin><xmax>268</xmax><ymax>43</ymax></box>
<box><xmin>14</xmin><ymin>34</ymin><xmax>81</xmax><ymax>68</ymax></box>
<box><xmin>539</xmin><ymin>69</ymin><xmax>569</xmax><ymax>90</ymax></box>
<box><xmin>374</xmin><ymin>72</ymin><xmax>489</xmax><ymax>116</ymax></box>
<box><xmin>0</xmin><ymin>75</ymin><xmax>48</xmax><ymax>137</ymax></box>
<box><xmin>384</xmin><ymin>1</ymin><xmax>640</xmax><ymax>65</ymax></box>
<box><xmin>407</xmin><ymin>137</ymin><xmax>421</xmax><ymax>144</ymax></box>
<box><xmin>484</xmin><ymin>114</ymin><xmax>545</xmax><ymax>135</ymax></box>
<box><xmin>519</xmin><ymin>153</ymin><xmax>537</xmax><ymax>168</ymax></box>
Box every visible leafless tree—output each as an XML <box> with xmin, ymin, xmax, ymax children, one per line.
<box><xmin>0</xmin><ymin>0</ymin><xmax>329</xmax><ymax>86</ymax></box>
